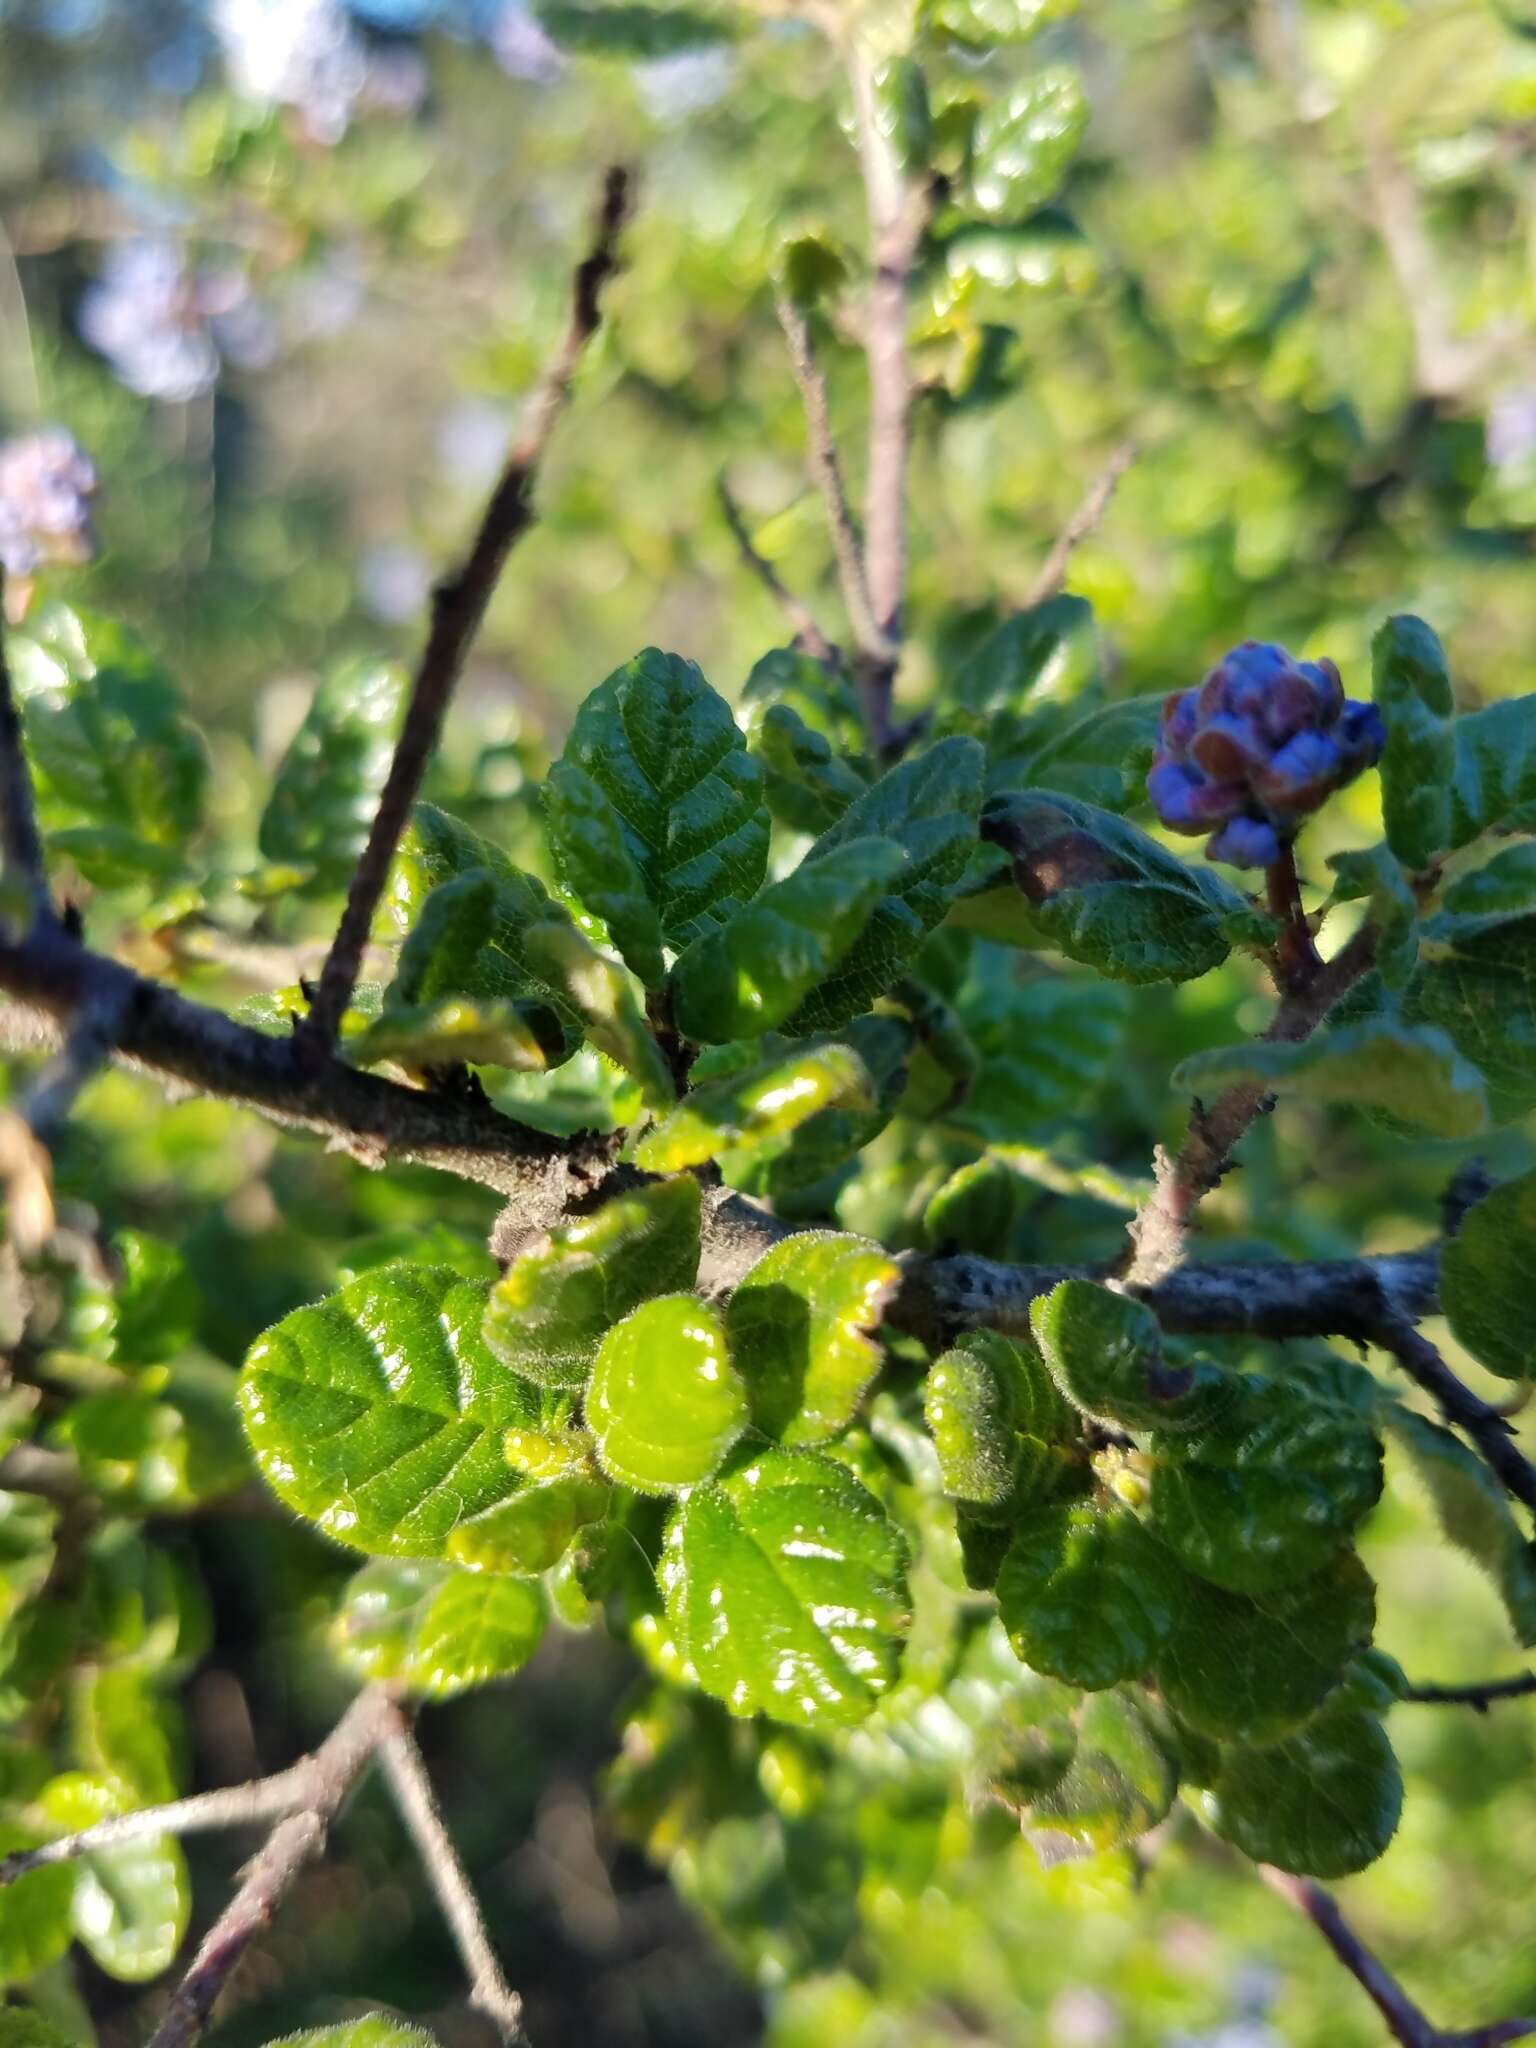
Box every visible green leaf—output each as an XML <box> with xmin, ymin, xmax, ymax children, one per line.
<box><xmin>522</xmin><ymin>919</ymin><xmax>675</xmax><ymax>1107</ymax></box>
<box><xmin>670</xmin><ymin>839</ymin><xmax>906</xmax><ymax>1044</ymax></box>
<box><xmin>775</xmin><ymin>234</ymin><xmax>852</xmax><ymax>312</ymax></box>
<box><xmin>484</xmin><ymin>1177</ymin><xmax>701</xmax><ymax>1389</ymax></box>
<box><xmin>746</xmin><ymin>704</ymin><xmax>868</xmax><ymax>836</ymax></box>
<box><xmin>953</xmin><ymin>597</ymin><xmax>1096</xmax><ymax>717</ymax></box>
<box><xmin>740</xmin><ymin>647</ymin><xmax>866</xmax><ymax>757</ymax></box>
<box><xmin>1385</xmin><ymin>1406</ymin><xmax>1536</xmax><ymax>1646</ymax></box>
<box><xmin>263</xmin><ymin>2024</ymin><xmax>443</xmax><ymax>2048</ymax></box>
<box><xmin>1202</xmin><ymin>1709</ymin><xmax>1403</xmax><ymax>1878</ymax></box>
<box><xmin>543</xmin><ymin>760</ymin><xmax>667</xmax><ymax>990</ymax></box>
<box><xmin>588</xmin><ymin>1295</ymin><xmax>746</xmax><ymax>1493</ymax></box>
<box><xmin>922</xmin><ymin>1156</ymin><xmax>1021</xmax><ymax>1255</ymax></box>
<box><xmin>924</xmin><ymin>1329</ymin><xmax>1081</xmax><ymax>1519</ymax></box>
<box><xmin>239</xmin><ymin>1264</ymin><xmax>574</xmax><ymax>1572</ymax></box>
<box><xmin>660</xmin><ymin>1446</ymin><xmax>908</xmax><ymax>1727</ymax></box>
<box><xmin>724</xmin><ymin>1231</ymin><xmax>897</xmax><ymax>1445</ymax></box>
<box><xmin>970</xmin><ymin>69</ymin><xmax>1088</xmax><ymax>217</ymax></box>
<box><xmin>1171</xmin><ymin>1018</ymin><xmax>1489</xmax><ymax>1139</ymax></box>
<box><xmin>980</xmin><ymin>792</ymin><xmax>1243</xmax><ymax>983</ymax></box>
<box><xmin>1448</xmin><ymin>693</ymin><xmax>1536</xmax><ymax>848</ymax></box>
<box><xmin>1327</xmin><ymin>842</ymin><xmax>1419</xmax><ymax>988</ymax></box>
<box><xmin>86</xmin><ymin>1232</ymin><xmax>197</xmax><ymax>1368</ymax></box>
<box><xmin>874</xmin><ymin>57</ymin><xmax>931</xmax><ymax>172</ymax></box>
<box><xmin>786</xmin><ymin>739</ymin><xmax>984</xmax><ymax>1033</ymax></box>
<box><xmin>1373</xmin><ymin>614</ymin><xmax>1455</xmax><ymax>871</ymax></box>
<box><xmin>534</xmin><ymin>0</ymin><xmax>732</xmax><ymax>56</ymax></box>
<box><xmin>40</xmin><ymin>1774</ymin><xmax>188</xmax><ymax>1982</ymax></box>
<box><xmin>995</xmin><ymin>1503</ymin><xmax>1184</xmax><ymax>1691</ymax></box>
<box><xmin>922</xmin><ymin>0</ymin><xmax>1075</xmax><ymax>50</ymax></box>
<box><xmin>1026</xmin><ymin>1691</ymin><xmax>1178</xmax><ymax>1860</ymax></box>
<box><xmin>353</xmin><ymin>993</ymin><xmax>556</xmax><ymax>1072</ymax></box>
<box><xmin>1439</xmin><ymin>1168</ymin><xmax>1536</xmax><ymax>1381</ymax></box>
<box><xmin>0</xmin><ymin>1826</ymin><xmax>75</xmax><ymax>1986</ymax></box>
<box><xmin>1032</xmin><ymin>1279</ymin><xmax>1224</xmax><ymax>1434</ymax></box>
<box><xmin>52</xmin><ymin>1359</ymin><xmax>249</xmax><ymax>1512</ymax></box>
<box><xmin>258</xmin><ymin>658</ymin><xmax>406</xmax><ymax>892</ymax></box>
<box><xmin>956</xmin><ymin>970</ymin><xmax>1130</xmax><ymax>1139</ymax></box>
<box><xmin>9</xmin><ymin>604</ymin><xmax>208</xmax><ymax>850</ymax></box>
<box><xmin>331</xmin><ymin>1559</ymin><xmax>548</xmax><ymax>1698</ymax></box>
<box><xmin>1442</xmin><ymin>842</ymin><xmax>1536</xmax><ymax>919</ymax></box>
<box><xmin>79</xmin><ymin>1525</ymin><xmax>210</xmax><ymax>1679</ymax></box>
<box><xmin>1148</xmin><ymin>1373</ymin><xmax>1382</xmax><ymax>1594</ymax></box>
<box><xmin>0</xmin><ymin>1493</ymin><xmax>54</xmax><ymax>1627</ymax></box>
<box><xmin>0</xmin><ymin>2014</ymin><xmax>76</xmax><ymax>2048</ymax></box>
<box><xmin>70</xmin><ymin>1667</ymin><xmax>179</xmax><ymax>1805</ymax></box>
<box><xmin>1153</xmin><ymin>1551</ymin><xmax>1376</xmax><ymax>1745</ymax></box>
<box><xmin>989</xmin><ymin>694</ymin><xmax>1163</xmax><ymax>813</ymax></box>
<box><xmin>631</xmin><ymin>1040</ymin><xmax>872</xmax><ymax>1171</ymax></box>
<box><xmin>559</xmin><ymin>648</ymin><xmax>768</xmax><ymax>946</ymax></box>
<box><xmin>1402</xmin><ymin>909</ymin><xmax>1536</xmax><ymax>1121</ymax></box>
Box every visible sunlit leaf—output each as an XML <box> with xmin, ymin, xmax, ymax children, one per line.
<box><xmin>725</xmin><ymin>1231</ymin><xmax>897</xmax><ymax>1445</ymax></box>
<box><xmin>331</xmin><ymin>1559</ymin><xmax>548</xmax><ymax>1698</ymax></box>
<box><xmin>588</xmin><ymin>1295</ymin><xmax>746</xmax><ymax>1493</ymax></box>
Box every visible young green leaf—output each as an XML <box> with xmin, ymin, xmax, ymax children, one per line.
<box><xmin>660</xmin><ymin>1446</ymin><xmax>908</xmax><ymax>1728</ymax></box>
<box><xmin>40</xmin><ymin>1773</ymin><xmax>188</xmax><ymax>1982</ymax></box>
<box><xmin>258</xmin><ymin>657</ymin><xmax>406</xmax><ymax>892</ymax></box>
<box><xmin>587</xmin><ymin>1295</ymin><xmax>747</xmax><ymax>1493</ymax></box>
<box><xmin>1373</xmin><ymin>614</ymin><xmax>1455</xmax><ymax>871</ymax></box>
<box><xmin>669</xmin><ymin>839</ymin><xmax>906</xmax><ymax>1044</ymax></box>
<box><xmin>0</xmin><ymin>1826</ymin><xmax>75</xmax><ymax>1983</ymax></box>
<box><xmin>970</xmin><ymin>70</ymin><xmax>1088</xmax><ymax>217</ymax></box>
<box><xmin>988</xmin><ymin>693</ymin><xmax>1164</xmax><ymax>811</ymax></box>
<box><xmin>331</xmin><ymin>1559</ymin><xmax>548</xmax><ymax>1699</ymax></box>
<box><xmin>1153</xmin><ymin>1551</ymin><xmax>1376</xmax><ymax>1745</ymax></box>
<box><xmin>981</xmin><ymin>792</ymin><xmax>1243</xmax><ymax>983</ymax></box>
<box><xmin>1026</xmin><ymin>1691</ymin><xmax>1178</xmax><ymax>1860</ymax></box>
<box><xmin>264</xmin><ymin>2024</ymin><xmax>443</xmax><ymax>2048</ymax></box>
<box><xmin>77</xmin><ymin>1231</ymin><xmax>198</xmax><ymax>1369</ymax></box>
<box><xmin>483</xmin><ymin>1177</ymin><xmax>701</xmax><ymax>1388</ymax></box>
<box><xmin>1031</xmin><ymin>1279</ymin><xmax>1223</xmax><ymax>1434</ymax></box>
<box><xmin>1403</xmin><ymin>908</ymin><xmax>1536</xmax><ymax>1121</ymax></box>
<box><xmin>1448</xmin><ymin>693</ymin><xmax>1536</xmax><ymax>848</ymax></box>
<box><xmin>1201</xmin><ymin>1709</ymin><xmax>1403</xmax><ymax>1878</ymax></box>
<box><xmin>631</xmin><ymin>1040</ymin><xmax>873</xmax><ymax>1172</ymax></box>
<box><xmin>522</xmin><ymin>918</ymin><xmax>675</xmax><ymax>1107</ymax></box>
<box><xmin>1385</xmin><ymin>1406</ymin><xmax>1536</xmax><ymax>1645</ymax></box>
<box><xmin>747</xmin><ymin>704</ymin><xmax>868</xmax><ymax>835</ymax></box>
<box><xmin>995</xmin><ymin>1502</ymin><xmax>1185</xmax><ymax>1691</ymax></box>
<box><xmin>53</xmin><ymin>1359</ymin><xmax>250</xmax><ymax>1513</ymax></box>
<box><xmin>924</xmin><ymin>1330</ymin><xmax>1082</xmax><ymax>1517</ymax></box>
<box><xmin>558</xmin><ymin>648</ymin><xmax>768</xmax><ymax>945</ymax></box>
<box><xmin>543</xmin><ymin>759</ymin><xmax>667</xmax><ymax>989</ymax></box>
<box><xmin>952</xmin><ymin>596</ymin><xmax>1097</xmax><ymax>718</ymax></box>
<box><xmin>239</xmin><ymin>1264</ymin><xmax>574</xmax><ymax>1572</ymax></box>
<box><xmin>1171</xmin><ymin>1018</ymin><xmax>1489</xmax><ymax>1139</ymax></box>
<box><xmin>1148</xmin><ymin>1371</ymin><xmax>1382</xmax><ymax>1595</ymax></box>
<box><xmin>724</xmin><ymin>1231</ymin><xmax>897</xmax><ymax>1445</ymax></box>
<box><xmin>1439</xmin><ymin>1168</ymin><xmax>1536</xmax><ymax>1381</ymax></box>
<box><xmin>922</xmin><ymin>1156</ymin><xmax>1021</xmax><ymax>1256</ymax></box>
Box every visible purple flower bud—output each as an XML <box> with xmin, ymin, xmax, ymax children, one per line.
<box><xmin>1161</xmin><ymin>687</ymin><xmax>1200</xmax><ymax>758</ymax></box>
<box><xmin>1191</xmin><ymin>713</ymin><xmax>1268</xmax><ymax>783</ymax></box>
<box><xmin>1252</xmin><ymin>729</ymin><xmax>1341</xmax><ymax>815</ymax></box>
<box><xmin>0</xmin><ymin>429</ymin><xmax>99</xmax><ymax>579</ymax></box>
<box><xmin>1206</xmin><ymin>815</ymin><xmax>1282</xmax><ymax>869</ymax></box>
<box><xmin>1147</xmin><ymin>755</ymin><xmax>1246</xmax><ymax>833</ymax></box>
<box><xmin>1336</xmin><ymin>700</ymin><xmax>1387</xmax><ymax>770</ymax></box>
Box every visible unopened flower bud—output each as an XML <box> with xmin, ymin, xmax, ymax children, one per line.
<box><xmin>0</xmin><ymin>428</ymin><xmax>99</xmax><ymax>581</ymax></box>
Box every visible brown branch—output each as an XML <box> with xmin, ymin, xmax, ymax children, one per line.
<box><xmin>378</xmin><ymin>1723</ymin><xmax>525</xmax><ymax>2044</ymax></box>
<box><xmin>773</xmin><ymin>288</ymin><xmax>888</xmax><ymax>671</ymax></box>
<box><xmin>1261</xmin><ymin>1866</ymin><xmax>1536</xmax><ymax>2048</ymax></box>
<box><xmin>1399</xmin><ymin>1672</ymin><xmax>1536</xmax><ymax>1711</ymax></box>
<box><xmin>1373</xmin><ymin>1316</ymin><xmax>1536</xmax><ymax>1517</ymax></box>
<box><xmin>0</xmin><ymin>572</ymin><xmax>49</xmax><ymax>926</ymax></box>
<box><xmin>715</xmin><ymin>473</ymin><xmax>838</xmax><ymax>662</ymax></box>
<box><xmin>1022</xmin><ymin>441</ymin><xmax>1136</xmax><ymax>610</ymax></box>
<box><xmin>298</xmin><ymin>165</ymin><xmax>632</xmax><ymax>1060</ymax></box>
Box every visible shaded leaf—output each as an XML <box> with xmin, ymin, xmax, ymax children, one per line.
<box><xmin>996</xmin><ymin>1502</ymin><xmax>1184</xmax><ymax>1690</ymax></box>
<box><xmin>953</xmin><ymin>597</ymin><xmax>1096</xmax><ymax>718</ymax></box>
<box><xmin>1385</xmin><ymin>1406</ymin><xmax>1536</xmax><ymax>1646</ymax></box>
<box><xmin>258</xmin><ymin>658</ymin><xmax>405</xmax><ymax>892</ymax></box>
<box><xmin>331</xmin><ymin>1559</ymin><xmax>548</xmax><ymax>1698</ymax></box>
<box><xmin>1373</xmin><ymin>614</ymin><xmax>1454</xmax><ymax>871</ymax></box>
<box><xmin>1439</xmin><ymin>1167</ymin><xmax>1536</xmax><ymax>1381</ymax></box>
<box><xmin>746</xmin><ymin>703</ymin><xmax>869</xmax><ymax>835</ymax></box>
<box><xmin>1027</xmin><ymin>1692</ymin><xmax>1178</xmax><ymax>1860</ymax></box>
<box><xmin>1402</xmin><ymin>909</ymin><xmax>1536</xmax><ymax>1121</ymax></box>
<box><xmin>725</xmin><ymin>1231</ymin><xmax>897</xmax><ymax>1445</ymax></box>
<box><xmin>0</xmin><ymin>1826</ymin><xmax>74</xmax><ymax>1985</ymax></box>
<box><xmin>535</xmin><ymin>0</ymin><xmax>732</xmax><ymax>55</ymax></box>
<box><xmin>1448</xmin><ymin>692</ymin><xmax>1536</xmax><ymax>848</ymax></box>
<box><xmin>1172</xmin><ymin>1018</ymin><xmax>1488</xmax><ymax>1139</ymax></box>
<box><xmin>1202</xmin><ymin>1709</ymin><xmax>1402</xmax><ymax>1878</ymax></box>
<box><xmin>523</xmin><ymin>919</ymin><xmax>675</xmax><ymax>1107</ymax></box>
<box><xmin>543</xmin><ymin>759</ymin><xmax>667</xmax><ymax>989</ymax></box>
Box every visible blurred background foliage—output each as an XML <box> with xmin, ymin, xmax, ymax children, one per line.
<box><xmin>1</xmin><ymin>0</ymin><xmax>1535</xmax><ymax>2043</ymax></box>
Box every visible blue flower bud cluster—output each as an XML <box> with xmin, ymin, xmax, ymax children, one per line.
<box><xmin>1147</xmin><ymin>641</ymin><xmax>1386</xmax><ymax>869</ymax></box>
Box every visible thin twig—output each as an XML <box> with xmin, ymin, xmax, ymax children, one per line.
<box><xmin>773</xmin><ymin>288</ymin><xmax>887</xmax><ymax>667</ymax></box>
<box><xmin>1261</xmin><ymin>1865</ymin><xmax>1536</xmax><ymax>2048</ymax></box>
<box><xmin>1022</xmin><ymin>441</ymin><xmax>1136</xmax><ymax>610</ymax></box>
<box><xmin>1373</xmin><ymin>1317</ymin><xmax>1536</xmax><ymax>1517</ymax></box>
<box><xmin>378</xmin><ymin>1722</ymin><xmax>525</xmax><ymax>2045</ymax></box>
<box><xmin>715</xmin><ymin>474</ymin><xmax>838</xmax><ymax>662</ymax></box>
<box><xmin>1399</xmin><ymin>1672</ymin><xmax>1536</xmax><ymax>1711</ymax></box>
<box><xmin>298</xmin><ymin>166</ymin><xmax>632</xmax><ymax>1059</ymax></box>
<box><xmin>0</xmin><ymin>571</ymin><xmax>48</xmax><ymax>926</ymax></box>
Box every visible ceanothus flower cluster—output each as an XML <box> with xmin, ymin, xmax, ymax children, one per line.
<box><xmin>1147</xmin><ymin>641</ymin><xmax>1386</xmax><ymax>869</ymax></box>
<box><xmin>0</xmin><ymin>429</ymin><xmax>99</xmax><ymax>581</ymax></box>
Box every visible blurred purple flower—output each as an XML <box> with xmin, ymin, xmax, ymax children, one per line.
<box><xmin>490</xmin><ymin>1</ymin><xmax>565</xmax><ymax>83</ymax></box>
<box><xmin>0</xmin><ymin>428</ymin><xmax>99</xmax><ymax>579</ymax></box>
<box><xmin>359</xmin><ymin>540</ymin><xmax>430</xmax><ymax>624</ymax></box>
<box><xmin>78</xmin><ymin>238</ymin><xmax>221</xmax><ymax>401</ymax></box>
<box><xmin>437</xmin><ymin>397</ymin><xmax>514</xmax><ymax>491</ymax></box>
<box><xmin>1148</xmin><ymin>640</ymin><xmax>1385</xmax><ymax>868</ymax></box>
<box><xmin>212</xmin><ymin>0</ymin><xmax>369</xmax><ymax>143</ymax></box>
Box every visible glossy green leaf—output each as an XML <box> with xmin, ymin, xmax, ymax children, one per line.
<box><xmin>1202</xmin><ymin>1709</ymin><xmax>1403</xmax><ymax>1878</ymax></box>
<box><xmin>331</xmin><ymin>1558</ymin><xmax>548</xmax><ymax>1698</ymax></box>
<box><xmin>922</xmin><ymin>0</ymin><xmax>1075</xmax><ymax>49</ymax></box>
<box><xmin>924</xmin><ymin>1330</ymin><xmax>1081</xmax><ymax>1517</ymax></box>
<box><xmin>559</xmin><ymin>648</ymin><xmax>768</xmax><ymax>945</ymax></box>
<box><xmin>1032</xmin><ymin>1279</ymin><xmax>1225</xmax><ymax>1434</ymax></box>
<box><xmin>75</xmin><ymin>1231</ymin><xmax>197</xmax><ymax>1368</ymax></box>
<box><xmin>1439</xmin><ymin>1167</ymin><xmax>1536</xmax><ymax>1381</ymax></box>
<box><xmin>484</xmin><ymin>1177</ymin><xmax>701</xmax><ymax>1388</ymax></box>
<box><xmin>239</xmin><ymin>1263</ymin><xmax>571</xmax><ymax>1571</ymax></box>
<box><xmin>953</xmin><ymin>597</ymin><xmax>1096</xmax><ymax>717</ymax></box>
<box><xmin>258</xmin><ymin>658</ymin><xmax>405</xmax><ymax>892</ymax></box>
<box><xmin>588</xmin><ymin>1295</ymin><xmax>746</xmax><ymax>1493</ymax></box>
<box><xmin>543</xmin><ymin>759</ymin><xmax>667</xmax><ymax>989</ymax></box>
<box><xmin>786</xmin><ymin>739</ymin><xmax>984</xmax><ymax>1033</ymax></box>
<box><xmin>1373</xmin><ymin>614</ymin><xmax>1454</xmax><ymax>871</ymax></box>
<box><xmin>715</xmin><ymin>1014</ymin><xmax>911</xmax><ymax>1204</ymax></box>
<box><xmin>534</xmin><ymin>0</ymin><xmax>731</xmax><ymax>55</ymax></box>
<box><xmin>995</xmin><ymin>1502</ymin><xmax>1184</xmax><ymax>1690</ymax></box>
<box><xmin>9</xmin><ymin>603</ymin><xmax>208</xmax><ymax>851</ymax></box>
<box><xmin>40</xmin><ymin>1773</ymin><xmax>188</xmax><ymax>1982</ymax></box>
<box><xmin>1149</xmin><ymin>1371</ymin><xmax>1382</xmax><ymax>1594</ymax></box>
<box><xmin>660</xmin><ymin>1447</ymin><xmax>908</xmax><ymax>1728</ymax></box>
<box><xmin>670</xmin><ymin>839</ymin><xmax>906</xmax><ymax>1044</ymax></box>
<box><xmin>631</xmin><ymin>1040</ymin><xmax>872</xmax><ymax>1171</ymax></box>
<box><xmin>1448</xmin><ymin>693</ymin><xmax>1536</xmax><ymax>848</ymax></box>
<box><xmin>970</xmin><ymin>68</ymin><xmax>1087</xmax><ymax>216</ymax></box>
<box><xmin>724</xmin><ymin>1231</ymin><xmax>897</xmax><ymax>1445</ymax></box>
<box><xmin>0</xmin><ymin>1826</ymin><xmax>75</xmax><ymax>1986</ymax></box>
<box><xmin>1386</xmin><ymin>1406</ymin><xmax>1536</xmax><ymax>1645</ymax></box>
<box><xmin>1027</xmin><ymin>1691</ymin><xmax>1178</xmax><ymax>1860</ymax></box>
<box><xmin>746</xmin><ymin>703</ymin><xmax>868</xmax><ymax>835</ymax></box>
<box><xmin>522</xmin><ymin>918</ymin><xmax>674</xmax><ymax>1107</ymax></box>
<box><xmin>1171</xmin><ymin>1018</ymin><xmax>1489</xmax><ymax>1139</ymax></box>
<box><xmin>1154</xmin><ymin>1552</ymin><xmax>1376</xmax><ymax>1745</ymax></box>
<box><xmin>980</xmin><ymin>792</ymin><xmax>1243</xmax><ymax>983</ymax></box>
<box><xmin>353</xmin><ymin>993</ymin><xmax>556</xmax><ymax>1072</ymax></box>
